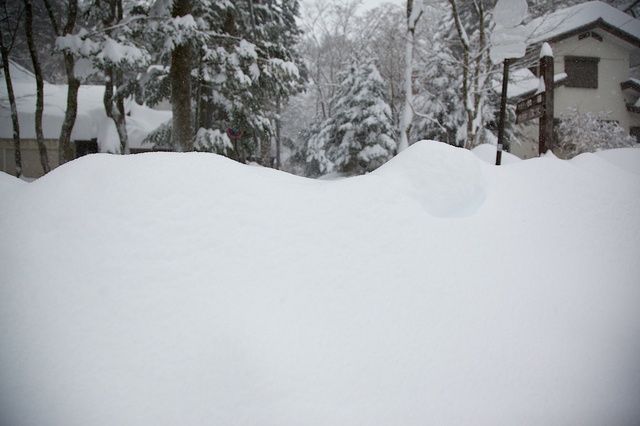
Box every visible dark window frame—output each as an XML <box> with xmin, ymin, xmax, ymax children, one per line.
<box><xmin>630</xmin><ymin>126</ymin><xmax>640</xmax><ymax>143</ymax></box>
<box><xmin>565</xmin><ymin>56</ymin><xmax>599</xmax><ymax>89</ymax></box>
<box><xmin>75</xmin><ymin>138</ymin><xmax>99</xmax><ymax>158</ymax></box>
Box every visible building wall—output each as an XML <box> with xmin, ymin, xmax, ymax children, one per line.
<box><xmin>0</xmin><ymin>139</ymin><xmax>60</xmax><ymax>178</ymax></box>
<box><xmin>552</xmin><ymin>34</ymin><xmax>640</xmax><ymax>131</ymax></box>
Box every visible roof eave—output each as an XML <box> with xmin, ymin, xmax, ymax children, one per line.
<box><xmin>511</xmin><ymin>76</ymin><xmax>567</xmax><ymax>101</ymax></box>
<box><xmin>531</xmin><ymin>18</ymin><xmax>640</xmax><ymax>50</ymax></box>
<box><xmin>621</xmin><ymin>79</ymin><xmax>640</xmax><ymax>91</ymax></box>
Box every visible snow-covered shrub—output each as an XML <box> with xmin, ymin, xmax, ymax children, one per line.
<box><xmin>141</xmin><ymin>121</ymin><xmax>172</xmax><ymax>150</ymax></box>
<box><xmin>194</xmin><ymin>128</ymin><xmax>233</xmax><ymax>154</ymax></box>
<box><xmin>555</xmin><ymin>109</ymin><xmax>637</xmax><ymax>158</ymax></box>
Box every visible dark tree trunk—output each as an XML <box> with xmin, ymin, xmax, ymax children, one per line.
<box><xmin>103</xmin><ymin>68</ymin><xmax>129</xmax><ymax>154</ymax></box>
<box><xmin>24</xmin><ymin>0</ymin><xmax>50</xmax><ymax>174</ymax></box>
<box><xmin>170</xmin><ymin>0</ymin><xmax>193</xmax><ymax>151</ymax></box>
<box><xmin>43</xmin><ymin>0</ymin><xmax>78</xmax><ymax>164</ymax></box>
<box><xmin>0</xmin><ymin>27</ymin><xmax>22</xmax><ymax>177</ymax></box>
<box><xmin>60</xmin><ymin>53</ymin><xmax>79</xmax><ymax>163</ymax></box>
<box><xmin>101</xmin><ymin>0</ymin><xmax>128</xmax><ymax>154</ymax></box>
<box><xmin>115</xmin><ymin>69</ymin><xmax>128</xmax><ymax>154</ymax></box>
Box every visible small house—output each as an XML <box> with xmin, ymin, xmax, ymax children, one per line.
<box><xmin>510</xmin><ymin>1</ymin><xmax>640</xmax><ymax>159</ymax></box>
<box><xmin>1</xmin><ymin>61</ymin><xmax>171</xmax><ymax>178</ymax></box>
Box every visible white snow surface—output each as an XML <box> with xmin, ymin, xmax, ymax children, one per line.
<box><xmin>1</xmin><ymin>141</ymin><xmax>639</xmax><ymax>425</ymax></box>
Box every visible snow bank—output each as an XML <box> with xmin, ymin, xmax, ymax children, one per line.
<box><xmin>1</xmin><ymin>142</ymin><xmax>639</xmax><ymax>425</ymax></box>
<box><xmin>472</xmin><ymin>143</ymin><xmax>521</xmax><ymax>165</ymax></box>
<box><xmin>373</xmin><ymin>141</ymin><xmax>486</xmax><ymax>217</ymax></box>
<box><xmin>594</xmin><ymin>147</ymin><xmax>640</xmax><ymax>176</ymax></box>
<box><xmin>0</xmin><ymin>171</ymin><xmax>26</xmax><ymax>192</ymax></box>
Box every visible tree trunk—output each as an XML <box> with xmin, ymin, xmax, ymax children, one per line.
<box><xmin>275</xmin><ymin>99</ymin><xmax>281</xmax><ymax>169</ymax></box>
<box><xmin>100</xmin><ymin>0</ymin><xmax>128</xmax><ymax>154</ymax></box>
<box><xmin>60</xmin><ymin>53</ymin><xmax>79</xmax><ymax>163</ymax></box>
<box><xmin>0</xmin><ymin>27</ymin><xmax>22</xmax><ymax>177</ymax></box>
<box><xmin>398</xmin><ymin>0</ymin><xmax>422</xmax><ymax>152</ymax></box>
<box><xmin>24</xmin><ymin>0</ymin><xmax>50</xmax><ymax>174</ymax></box>
<box><xmin>103</xmin><ymin>69</ymin><xmax>129</xmax><ymax>154</ymax></box>
<box><xmin>115</xmin><ymin>69</ymin><xmax>128</xmax><ymax>154</ymax></box>
<box><xmin>45</xmin><ymin>0</ymin><xmax>79</xmax><ymax>164</ymax></box>
<box><xmin>170</xmin><ymin>0</ymin><xmax>193</xmax><ymax>151</ymax></box>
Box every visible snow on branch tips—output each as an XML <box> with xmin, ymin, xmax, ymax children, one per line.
<box><xmin>55</xmin><ymin>29</ymin><xmax>98</xmax><ymax>57</ymax></box>
<box><xmin>97</xmin><ymin>38</ymin><xmax>150</xmax><ymax>68</ymax></box>
<box><xmin>164</xmin><ymin>14</ymin><xmax>200</xmax><ymax>50</ymax></box>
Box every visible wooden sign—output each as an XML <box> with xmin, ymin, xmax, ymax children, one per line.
<box><xmin>516</xmin><ymin>91</ymin><xmax>546</xmax><ymax>123</ymax></box>
<box><xmin>516</xmin><ymin>102</ymin><xmax>545</xmax><ymax>124</ymax></box>
<box><xmin>516</xmin><ymin>92</ymin><xmax>544</xmax><ymax>115</ymax></box>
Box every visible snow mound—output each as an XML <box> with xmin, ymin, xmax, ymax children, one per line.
<box><xmin>472</xmin><ymin>143</ymin><xmax>521</xmax><ymax>165</ymax></box>
<box><xmin>373</xmin><ymin>140</ymin><xmax>486</xmax><ymax>217</ymax></box>
<box><xmin>1</xmin><ymin>147</ymin><xmax>639</xmax><ymax>426</ymax></box>
<box><xmin>0</xmin><ymin>171</ymin><xmax>26</xmax><ymax>191</ymax></box>
<box><xmin>594</xmin><ymin>147</ymin><xmax>640</xmax><ymax>177</ymax></box>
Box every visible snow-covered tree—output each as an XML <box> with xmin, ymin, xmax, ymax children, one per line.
<box><xmin>288</xmin><ymin>1</ymin><xmax>406</xmax><ymax>175</ymax></box>
<box><xmin>353</xmin><ymin>4</ymin><xmax>406</xmax><ymax>130</ymax></box>
<box><xmin>135</xmin><ymin>0</ymin><xmax>304</xmax><ymax>161</ymax></box>
<box><xmin>307</xmin><ymin>57</ymin><xmax>396</xmax><ymax>176</ymax></box>
<box><xmin>83</xmin><ymin>0</ymin><xmax>151</xmax><ymax>154</ymax></box>
<box><xmin>555</xmin><ymin>109</ymin><xmax>638</xmax><ymax>159</ymax></box>
<box><xmin>445</xmin><ymin>0</ymin><xmax>496</xmax><ymax>149</ymax></box>
<box><xmin>411</xmin><ymin>9</ymin><xmax>466</xmax><ymax>146</ymax></box>
<box><xmin>299</xmin><ymin>0</ymin><xmax>361</xmax><ymax>121</ymax></box>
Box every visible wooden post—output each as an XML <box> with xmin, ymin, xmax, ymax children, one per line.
<box><xmin>539</xmin><ymin>53</ymin><xmax>554</xmax><ymax>155</ymax></box>
<box><xmin>496</xmin><ymin>58</ymin><xmax>511</xmax><ymax>165</ymax></box>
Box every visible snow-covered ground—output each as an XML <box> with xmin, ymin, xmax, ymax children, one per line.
<box><xmin>1</xmin><ymin>141</ymin><xmax>639</xmax><ymax>425</ymax></box>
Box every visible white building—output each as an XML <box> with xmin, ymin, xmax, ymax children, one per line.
<box><xmin>510</xmin><ymin>1</ymin><xmax>640</xmax><ymax>159</ymax></box>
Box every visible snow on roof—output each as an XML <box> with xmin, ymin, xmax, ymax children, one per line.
<box><xmin>0</xmin><ymin>61</ymin><xmax>45</xmax><ymax>84</ymax></box>
<box><xmin>525</xmin><ymin>1</ymin><xmax>640</xmax><ymax>46</ymax></box>
<box><xmin>493</xmin><ymin>67</ymin><xmax>567</xmax><ymax>99</ymax></box>
<box><xmin>1</xmin><ymin>61</ymin><xmax>170</xmax><ymax>149</ymax></box>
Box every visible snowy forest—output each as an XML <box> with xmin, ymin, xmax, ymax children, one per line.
<box><xmin>1</xmin><ymin>0</ymin><xmax>639</xmax><ymax>178</ymax></box>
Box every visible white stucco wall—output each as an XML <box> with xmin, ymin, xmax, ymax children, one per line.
<box><xmin>553</xmin><ymin>34</ymin><xmax>640</xmax><ymax>130</ymax></box>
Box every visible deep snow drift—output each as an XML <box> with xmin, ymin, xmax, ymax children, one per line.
<box><xmin>1</xmin><ymin>141</ymin><xmax>639</xmax><ymax>425</ymax></box>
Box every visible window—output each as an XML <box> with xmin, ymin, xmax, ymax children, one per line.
<box><xmin>75</xmin><ymin>139</ymin><xmax>99</xmax><ymax>158</ymax></box>
<box><xmin>565</xmin><ymin>56</ymin><xmax>599</xmax><ymax>89</ymax></box>
<box><xmin>630</xmin><ymin>126</ymin><xmax>640</xmax><ymax>143</ymax></box>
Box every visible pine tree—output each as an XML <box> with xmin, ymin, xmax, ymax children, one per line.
<box><xmin>307</xmin><ymin>57</ymin><xmax>396</xmax><ymax>176</ymax></box>
<box><xmin>135</xmin><ymin>0</ymin><xmax>304</xmax><ymax>160</ymax></box>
